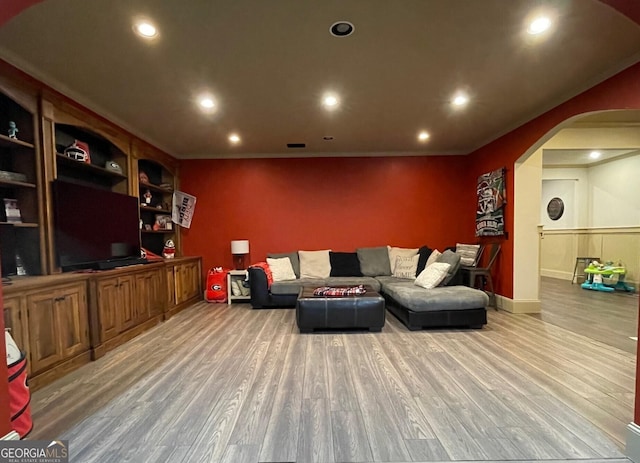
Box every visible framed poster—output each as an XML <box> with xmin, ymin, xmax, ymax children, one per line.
<box><xmin>476</xmin><ymin>168</ymin><xmax>506</xmax><ymax>236</ymax></box>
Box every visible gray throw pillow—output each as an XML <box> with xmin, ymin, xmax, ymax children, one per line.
<box><xmin>356</xmin><ymin>246</ymin><xmax>391</xmax><ymax>276</ymax></box>
<box><xmin>436</xmin><ymin>249</ymin><xmax>461</xmax><ymax>285</ymax></box>
<box><xmin>267</xmin><ymin>251</ymin><xmax>300</xmax><ymax>278</ymax></box>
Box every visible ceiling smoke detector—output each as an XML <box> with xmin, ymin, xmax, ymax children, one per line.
<box><xmin>330</xmin><ymin>21</ymin><xmax>354</xmax><ymax>37</ymax></box>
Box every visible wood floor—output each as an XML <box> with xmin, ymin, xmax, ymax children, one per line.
<box><xmin>27</xmin><ymin>278</ymin><xmax>636</xmax><ymax>463</ymax></box>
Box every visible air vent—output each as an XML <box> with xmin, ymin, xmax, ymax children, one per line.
<box><xmin>287</xmin><ymin>143</ymin><xmax>306</xmax><ymax>148</ymax></box>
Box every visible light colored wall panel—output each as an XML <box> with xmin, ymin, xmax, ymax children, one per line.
<box><xmin>540</xmin><ymin>233</ymin><xmax>575</xmax><ymax>279</ymax></box>
<box><xmin>601</xmin><ymin>233</ymin><xmax>640</xmax><ymax>283</ymax></box>
<box><xmin>541</xmin><ymin>228</ymin><xmax>639</xmax><ymax>286</ymax></box>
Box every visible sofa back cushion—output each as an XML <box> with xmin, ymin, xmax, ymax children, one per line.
<box><xmin>435</xmin><ymin>249</ymin><xmax>461</xmax><ymax>285</ymax></box>
<box><xmin>329</xmin><ymin>252</ymin><xmax>363</xmax><ymax>277</ymax></box>
<box><xmin>299</xmin><ymin>250</ymin><xmax>331</xmax><ymax>278</ymax></box>
<box><xmin>392</xmin><ymin>255</ymin><xmax>419</xmax><ymax>279</ymax></box>
<box><xmin>267</xmin><ymin>251</ymin><xmax>300</xmax><ymax>278</ymax></box>
<box><xmin>266</xmin><ymin>257</ymin><xmax>297</xmax><ymax>281</ymax></box>
<box><xmin>415</xmin><ymin>245</ymin><xmax>433</xmax><ymax>276</ymax></box>
<box><xmin>387</xmin><ymin>246</ymin><xmax>419</xmax><ymax>273</ymax></box>
<box><xmin>356</xmin><ymin>246</ymin><xmax>392</xmax><ymax>276</ymax></box>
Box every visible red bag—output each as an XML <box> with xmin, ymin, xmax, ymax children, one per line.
<box><xmin>205</xmin><ymin>267</ymin><xmax>229</xmax><ymax>303</ymax></box>
<box><xmin>6</xmin><ymin>331</ymin><xmax>32</xmax><ymax>438</ymax></box>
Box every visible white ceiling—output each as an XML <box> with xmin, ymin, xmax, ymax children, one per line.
<box><xmin>1</xmin><ymin>0</ymin><xmax>639</xmax><ymax>159</ymax></box>
<box><xmin>543</xmin><ymin>148</ymin><xmax>640</xmax><ymax>167</ymax></box>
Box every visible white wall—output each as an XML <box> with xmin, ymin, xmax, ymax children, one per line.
<box><xmin>541</xmin><ymin>167</ymin><xmax>588</xmax><ymax>227</ymax></box>
<box><xmin>542</xmin><ymin>155</ymin><xmax>640</xmax><ymax>227</ymax></box>
<box><xmin>588</xmin><ymin>155</ymin><xmax>640</xmax><ymax>227</ymax></box>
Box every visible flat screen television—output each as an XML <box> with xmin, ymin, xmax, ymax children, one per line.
<box><xmin>53</xmin><ymin>180</ymin><xmax>142</xmax><ymax>271</ymax></box>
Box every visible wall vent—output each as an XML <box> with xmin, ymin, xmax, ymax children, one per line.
<box><xmin>287</xmin><ymin>143</ymin><xmax>306</xmax><ymax>148</ymax></box>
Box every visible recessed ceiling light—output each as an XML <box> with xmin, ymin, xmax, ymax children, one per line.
<box><xmin>330</xmin><ymin>21</ymin><xmax>355</xmax><ymax>37</ymax></box>
<box><xmin>198</xmin><ymin>96</ymin><xmax>216</xmax><ymax>111</ymax></box>
<box><xmin>323</xmin><ymin>136</ymin><xmax>334</xmax><ymax>141</ymax></box>
<box><xmin>589</xmin><ymin>151</ymin><xmax>601</xmax><ymax>159</ymax></box>
<box><xmin>451</xmin><ymin>92</ymin><xmax>469</xmax><ymax>107</ymax></box>
<box><xmin>528</xmin><ymin>16</ymin><xmax>551</xmax><ymax>35</ymax></box>
<box><xmin>229</xmin><ymin>134</ymin><xmax>241</xmax><ymax>144</ymax></box>
<box><xmin>418</xmin><ymin>131</ymin><xmax>430</xmax><ymax>142</ymax></box>
<box><xmin>134</xmin><ymin>21</ymin><xmax>158</xmax><ymax>38</ymax></box>
<box><xmin>322</xmin><ymin>93</ymin><xmax>339</xmax><ymax>109</ymax></box>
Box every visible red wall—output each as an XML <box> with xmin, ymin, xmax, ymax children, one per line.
<box><xmin>181</xmin><ymin>156</ymin><xmax>476</xmax><ymax>272</ymax></box>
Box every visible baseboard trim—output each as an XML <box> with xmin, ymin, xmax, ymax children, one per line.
<box><xmin>497</xmin><ymin>295</ymin><xmax>541</xmax><ymax>313</ymax></box>
<box><xmin>1</xmin><ymin>431</ymin><xmax>20</xmax><ymax>440</ymax></box>
<box><xmin>627</xmin><ymin>422</ymin><xmax>640</xmax><ymax>461</ymax></box>
<box><xmin>541</xmin><ymin>269</ymin><xmax>572</xmax><ymax>280</ymax></box>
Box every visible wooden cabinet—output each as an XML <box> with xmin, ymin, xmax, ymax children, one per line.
<box><xmin>165</xmin><ymin>257</ymin><xmax>202</xmax><ymax>318</ymax></box>
<box><xmin>26</xmin><ymin>282</ymin><xmax>89</xmax><ymax>375</ymax></box>
<box><xmin>94</xmin><ymin>275</ymin><xmax>134</xmax><ymax>341</ymax></box>
<box><xmin>89</xmin><ymin>263</ymin><xmax>167</xmax><ymax>359</ymax></box>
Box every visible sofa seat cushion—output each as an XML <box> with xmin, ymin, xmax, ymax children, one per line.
<box><xmin>271</xmin><ymin>278</ymin><xmax>327</xmax><ymax>295</ymax></box>
<box><xmin>325</xmin><ymin>276</ymin><xmax>381</xmax><ymax>292</ymax></box>
<box><xmin>382</xmin><ymin>281</ymin><xmax>488</xmax><ymax>312</ymax></box>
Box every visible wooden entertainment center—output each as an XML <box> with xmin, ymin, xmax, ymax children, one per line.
<box><xmin>0</xmin><ymin>63</ymin><xmax>202</xmax><ymax>391</ymax></box>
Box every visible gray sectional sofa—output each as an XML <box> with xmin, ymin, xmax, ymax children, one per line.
<box><xmin>247</xmin><ymin>246</ymin><xmax>489</xmax><ymax>330</ymax></box>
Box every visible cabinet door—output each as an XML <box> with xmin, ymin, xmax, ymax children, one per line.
<box><xmin>184</xmin><ymin>262</ymin><xmax>201</xmax><ymax>301</ymax></box>
<box><xmin>57</xmin><ymin>284</ymin><xmax>89</xmax><ymax>358</ymax></box>
<box><xmin>166</xmin><ymin>266</ymin><xmax>176</xmax><ymax>308</ymax></box>
<box><xmin>3</xmin><ymin>295</ymin><xmax>30</xmax><ymax>375</ymax></box>
<box><xmin>96</xmin><ymin>276</ymin><xmax>120</xmax><ymax>341</ymax></box>
<box><xmin>118</xmin><ymin>275</ymin><xmax>135</xmax><ymax>331</ymax></box>
<box><xmin>175</xmin><ymin>264</ymin><xmax>185</xmax><ymax>304</ymax></box>
<box><xmin>134</xmin><ymin>268</ymin><xmax>165</xmax><ymax>320</ymax></box>
<box><xmin>26</xmin><ymin>292</ymin><xmax>63</xmax><ymax>374</ymax></box>
<box><xmin>149</xmin><ymin>268</ymin><xmax>165</xmax><ymax>317</ymax></box>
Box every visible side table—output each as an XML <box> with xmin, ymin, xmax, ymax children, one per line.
<box><xmin>227</xmin><ymin>269</ymin><xmax>251</xmax><ymax>303</ymax></box>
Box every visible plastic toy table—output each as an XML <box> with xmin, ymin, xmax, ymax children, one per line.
<box><xmin>581</xmin><ymin>265</ymin><xmax>635</xmax><ymax>292</ymax></box>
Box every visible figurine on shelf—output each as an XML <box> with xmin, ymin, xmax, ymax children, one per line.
<box><xmin>163</xmin><ymin>239</ymin><xmax>176</xmax><ymax>259</ymax></box>
<box><xmin>7</xmin><ymin>121</ymin><xmax>18</xmax><ymax>139</ymax></box>
<box><xmin>142</xmin><ymin>189</ymin><xmax>152</xmax><ymax>205</ymax></box>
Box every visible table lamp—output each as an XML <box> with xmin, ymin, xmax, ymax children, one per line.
<box><xmin>231</xmin><ymin>239</ymin><xmax>250</xmax><ymax>270</ymax></box>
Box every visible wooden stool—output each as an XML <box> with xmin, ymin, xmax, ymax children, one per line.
<box><xmin>572</xmin><ymin>257</ymin><xmax>599</xmax><ymax>284</ymax></box>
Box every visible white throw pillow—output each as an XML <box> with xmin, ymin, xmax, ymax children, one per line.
<box><xmin>425</xmin><ymin>249</ymin><xmax>441</xmax><ymax>268</ymax></box>
<box><xmin>266</xmin><ymin>257</ymin><xmax>297</xmax><ymax>281</ymax></box>
<box><xmin>456</xmin><ymin>243</ymin><xmax>481</xmax><ymax>266</ymax></box>
<box><xmin>299</xmin><ymin>250</ymin><xmax>331</xmax><ymax>278</ymax></box>
<box><xmin>387</xmin><ymin>246</ymin><xmax>419</xmax><ymax>272</ymax></box>
<box><xmin>392</xmin><ymin>255</ymin><xmax>419</xmax><ymax>279</ymax></box>
<box><xmin>415</xmin><ymin>262</ymin><xmax>451</xmax><ymax>289</ymax></box>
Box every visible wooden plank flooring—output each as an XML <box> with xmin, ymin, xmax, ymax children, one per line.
<box><xmin>26</xmin><ymin>278</ymin><xmax>636</xmax><ymax>462</ymax></box>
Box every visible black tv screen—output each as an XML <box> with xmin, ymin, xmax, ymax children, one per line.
<box><xmin>53</xmin><ymin>180</ymin><xmax>141</xmax><ymax>270</ymax></box>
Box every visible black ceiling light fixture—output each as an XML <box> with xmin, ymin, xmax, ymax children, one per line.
<box><xmin>330</xmin><ymin>21</ymin><xmax>354</xmax><ymax>37</ymax></box>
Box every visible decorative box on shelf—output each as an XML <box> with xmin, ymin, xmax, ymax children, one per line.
<box><xmin>227</xmin><ymin>269</ymin><xmax>250</xmax><ymax>303</ymax></box>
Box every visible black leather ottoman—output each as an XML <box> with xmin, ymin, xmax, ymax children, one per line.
<box><xmin>296</xmin><ymin>286</ymin><xmax>385</xmax><ymax>333</ymax></box>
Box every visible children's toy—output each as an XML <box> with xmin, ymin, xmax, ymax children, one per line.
<box><xmin>581</xmin><ymin>261</ymin><xmax>635</xmax><ymax>292</ymax></box>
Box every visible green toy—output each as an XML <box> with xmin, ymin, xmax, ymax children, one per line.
<box><xmin>581</xmin><ymin>261</ymin><xmax>635</xmax><ymax>292</ymax></box>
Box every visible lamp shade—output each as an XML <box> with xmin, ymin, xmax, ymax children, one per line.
<box><xmin>231</xmin><ymin>240</ymin><xmax>249</xmax><ymax>254</ymax></box>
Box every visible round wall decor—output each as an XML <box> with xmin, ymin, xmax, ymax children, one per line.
<box><xmin>547</xmin><ymin>197</ymin><xmax>564</xmax><ymax>220</ymax></box>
